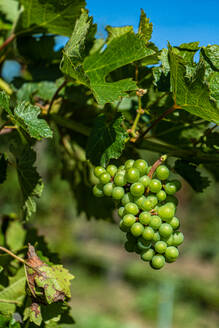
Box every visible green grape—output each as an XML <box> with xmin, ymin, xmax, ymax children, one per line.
<box><xmin>165</xmin><ymin>246</ymin><xmax>179</xmax><ymax>260</ymax></box>
<box><xmin>124</xmin><ymin>159</ymin><xmax>135</xmax><ymax>169</ymax></box>
<box><xmin>134</xmin><ymin>195</ymin><xmax>146</xmax><ymax>208</ymax></box>
<box><xmin>125</xmin><ymin>202</ymin><xmax>139</xmax><ymax>215</ymax></box>
<box><xmin>158</xmin><ymin>203</ymin><xmax>175</xmax><ymax>220</ymax></box>
<box><xmin>117</xmin><ymin>169</ymin><xmax>126</xmax><ymax>176</ymax></box>
<box><xmin>159</xmin><ymin>223</ymin><xmax>173</xmax><ymax>238</ymax></box>
<box><xmin>126</xmin><ymin>232</ymin><xmax>137</xmax><ymax>242</ymax></box>
<box><xmin>112</xmin><ymin>186</ymin><xmax>125</xmax><ymax>200</ymax></box>
<box><xmin>133</xmin><ymin>159</ymin><xmax>148</xmax><ymax>176</ymax></box>
<box><xmin>149</xmin><ymin>215</ymin><xmax>162</xmax><ymax>230</ymax></box>
<box><xmin>172</xmin><ymin>231</ymin><xmax>184</xmax><ymax>246</ymax></box>
<box><xmin>92</xmin><ymin>184</ymin><xmax>104</xmax><ymax>197</ymax></box>
<box><xmin>106</xmin><ymin>164</ymin><xmax>117</xmax><ymax>177</ymax></box>
<box><xmin>139</xmin><ymin>175</ymin><xmax>151</xmax><ymax>187</ymax></box>
<box><xmin>172</xmin><ymin>179</ymin><xmax>182</xmax><ymax>191</ymax></box>
<box><xmin>141</xmin><ymin>248</ymin><xmax>155</xmax><ymax>261</ymax></box>
<box><xmin>165</xmin><ymin>234</ymin><xmax>173</xmax><ymax>246</ymax></box>
<box><xmin>156</xmin><ymin>190</ymin><xmax>167</xmax><ymax>202</ymax></box>
<box><xmin>147</xmin><ymin>195</ymin><xmax>158</xmax><ymax>208</ymax></box>
<box><xmin>119</xmin><ymin>220</ymin><xmax>129</xmax><ymax>232</ymax></box>
<box><xmin>121</xmin><ymin>192</ymin><xmax>134</xmax><ymax>206</ymax></box>
<box><xmin>99</xmin><ymin>172</ymin><xmax>111</xmax><ymax>184</ymax></box>
<box><xmin>142</xmin><ymin>226</ymin><xmax>154</xmax><ymax>240</ymax></box>
<box><xmin>103</xmin><ymin>182</ymin><xmax>114</xmax><ymax>196</ymax></box>
<box><xmin>152</xmin><ymin>232</ymin><xmax>161</xmax><ymax>242</ymax></box>
<box><xmin>123</xmin><ymin>214</ymin><xmax>136</xmax><ymax>227</ymax></box>
<box><xmin>137</xmin><ymin>237</ymin><xmax>151</xmax><ymax>251</ymax></box>
<box><xmin>94</xmin><ymin>166</ymin><xmax>105</xmax><ymax>177</ymax></box>
<box><xmin>130</xmin><ymin>222</ymin><xmax>144</xmax><ymax>237</ymax></box>
<box><xmin>126</xmin><ymin>168</ymin><xmax>140</xmax><ymax>183</ymax></box>
<box><xmin>164</xmin><ymin>180</ymin><xmax>181</xmax><ymax>195</ymax></box>
<box><xmin>165</xmin><ymin>195</ymin><xmax>178</xmax><ymax>206</ymax></box>
<box><xmin>141</xmin><ymin>195</ymin><xmax>158</xmax><ymax>211</ymax></box>
<box><xmin>118</xmin><ymin>206</ymin><xmax>125</xmax><ymax>217</ymax></box>
<box><xmin>124</xmin><ymin>240</ymin><xmax>135</xmax><ymax>252</ymax></box>
<box><xmin>130</xmin><ymin>182</ymin><xmax>145</xmax><ymax>197</ymax></box>
<box><xmin>114</xmin><ymin>174</ymin><xmax>127</xmax><ymax>186</ymax></box>
<box><xmin>134</xmin><ymin>244</ymin><xmax>142</xmax><ymax>254</ymax></box>
<box><xmin>149</xmin><ymin>179</ymin><xmax>162</xmax><ymax>193</ymax></box>
<box><xmin>118</xmin><ymin>165</ymin><xmax>125</xmax><ymax>170</ymax></box>
<box><xmin>155</xmin><ymin>165</ymin><xmax>170</xmax><ymax>180</ymax></box>
<box><xmin>139</xmin><ymin>212</ymin><xmax>151</xmax><ymax>225</ymax></box>
<box><xmin>150</xmin><ymin>255</ymin><xmax>165</xmax><ymax>269</ymax></box>
<box><xmin>169</xmin><ymin>217</ymin><xmax>180</xmax><ymax>230</ymax></box>
<box><xmin>154</xmin><ymin>241</ymin><xmax>167</xmax><ymax>254</ymax></box>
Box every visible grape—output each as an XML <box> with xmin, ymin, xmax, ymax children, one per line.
<box><xmin>94</xmin><ymin>166</ymin><xmax>105</xmax><ymax>177</ymax></box>
<box><xmin>123</xmin><ymin>214</ymin><xmax>136</xmax><ymax>227</ymax></box>
<box><xmin>103</xmin><ymin>182</ymin><xmax>114</xmax><ymax>196</ymax></box>
<box><xmin>124</xmin><ymin>241</ymin><xmax>135</xmax><ymax>252</ymax></box>
<box><xmin>152</xmin><ymin>231</ymin><xmax>161</xmax><ymax>242</ymax></box>
<box><xmin>165</xmin><ymin>246</ymin><xmax>179</xmax><ymax>260</ymax></box>
<box><xmin>126</xmin><ymin>232</ymin><xmax>137</xmax><ymax>242</ymax></box>
<box><xmin>125</xmin><ymin>202</ymin><xmax>139</xmax><ymax>215</ymax></box>
<box><xmin>99</xmin><ymin>172</ymin><xmax>111</xmax><ymax>184</ymax></box>
<box><xmin>139</xmin><ymin>175</ymin><xmax>151</xmax><ymax>187</ymax></box>
<box><xmin>119</xmin><ymin>220</ymin><xmax>129</xmax><ymax>232</ymax></box>
<box><xmin>156</xmin><ymin>190</ymin><xmax>167</xmax><ymax>201</ymax></box>
<box><xmin>158</xmin><ymin>203</ymin><xmax>175</xmax><ymax>220</ymax></box>
<box><xmin>133</xmin><ymin>159</ymin><xmax>148</xmax><ymax>176</ymax></box>
<box><xmin>112</xmin><ymin>186</ymin><xmax>125</xmax><ymax>200</ymax></box>
<box><xmin>137</xmin><ymin>237</ymin><xmax>151</xmax><ymax>251</ymax></box>
<box><xmin>155</xmin><ymin>241</ymin><xmax>167</xmax><ymax>254</ymax></box>
<box><xmin>172</xmin><ymin>179</ymin><xmax>182</xmax><ymax>191</ymax></box>
<box><xmin>150</xmin><ymin>255</ymin><xmax>165</xmax><ymax>269</ymax></box>
<box><xmin>139</xmin><ymin>212</ymin><xmax>151</xmax><ymax>225</ymax></box>
<box><xmin>126</xmin><ymin>168</ymin><xmax>140</xmax><ymax>183</ymax></box>
<box><xmin>141</xmin><ymin>248</ymin><xmax>155</xmax><ymax>261</ymax></box>
<box><xmin>106</xmin><ymin>164</ymin><xmax>117</xmax><ymax>177</ymax></box>
<box><xmin>172</xmin><ymin>231</ymin><xmax>184</xmax><ymax>246</ymax></box>
<box><xmin>130</xmin><ymin>222</ymin><xmax>144</xmax><ymax>237</ymax></box>
<box><xmin>149</xmin><ymin>215</ymin><xmax>162</xmax><ymax>230</ymax></box>
<box><xmin>169</xmin><ymin>217</ymin><xmax>180</xmax><ymax>230</ymax></box>
<box><xmin>165</xmin><ymin>234</ymin><xmax>173</xmax><ymax>246</ymax></box>
<box><xmin>147</xmin><ymin>195</ymin><xmax>158</xmax><ymax>207</ymax></box>
<box><xmin>92</xmin><ymin>184</ymin><xmax>104</xmax><ymax>197</ymax></box>
<box><xmin>141</xmin><ymin>196</ymin><xmax>158</xmax><ymax>211</ymax></box>
<box><xmin>121</xmin><ymin>192</ymin><xmax>134</xmax><ymax>206</ymax></box>
<box><xmin>125</xmin><ymin>159</ymin><xmax>135</xmax><ymax>169</ymax></box>
<box><xmin>114</xmin><ymin>174</ymin><xmax>127</xmax><ymax>186</ymax></box>
<box><xmin>164</xmin><ymin>180</ymin><xmax>181</xmax><ymax>195</ymax></box>
<box><xmin>165</xmin><ymin>195</ymin><xmax>178</xmax><ymax>206</ymax></box>
<box><xmin>130</xmin><ymin>182</ymin><xmax>145</xmax><ymax>197</ymax></box>
<box><xmin>118</xmin><ymin>206</ymin><xmax>125</xmax><ymax>217</ymax></box>
<box><xmin>117</xmin><ymin>169</ymin><xmax>126</xmax><ymax>176</ymax></box>
<box><xmin>119</xmin><ymin>165</ymin><xmax>125</xmax><ymax>170</ymax></box>
<box><xmin>155</xmin><ymin>165</ymin><xmax>170</xmax><ymax>180</ymax></box>
<box><xmin>142</xmin><ymin>226</ymin><xmax>154</xmax><ymax>240</ymax></box>
<box><xmin>134</xmin><ymin>244</ymin><xmax>142</xmax><ymax>254</ymax></box>
<box><xmin>134</xmin><ymin>195</ymin><xmax>146</xmax><ymax>208</ymax></box>
<box><xmin>149</xmin><ymin>179</ymin><xmax>162</xmax><ymax>193</ymax></box>
<box><xmin>159</xmin><ymin>223</ymin><xmax>173</xmax><ymax>238</ymax></box>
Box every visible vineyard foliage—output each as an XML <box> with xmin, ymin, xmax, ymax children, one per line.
<box><xmin>0</xmin><ymin>0</ymin><xmax>218</xmax><ymax>326</ymax></box>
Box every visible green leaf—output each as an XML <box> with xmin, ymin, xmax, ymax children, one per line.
<box><xmin>86</xmin><ymin>114</ymin><xmax>128</xmax><ymax>167</ymax></box>
<box><xmin>138</xmin><ymin>9</ymin><xmax>153</xmax><ymax>43</ymax></box>
<box><xmin>0</xmin><ymin>0</ymin><xmax>19</xmax><ymax>23</ymax></box>
<box><xmin>174</xmin><ymin>160</ymin><xmax>210</xmax><ymax>192</ymax></box>
<box><xmin>0</xmin><ymin>267</ymin><xmax>26</xmax><ymax>315</ymax></box>
<box><xmin>0</xmin><ymin>91</ymin><xmax>10</xmax><ymax>115</ymax></box>
<box><xmin>15</xmin><ymin>0</ymin><xmax>86</xmax><ymax>37</ymax></box>
<box><xmin>24</xmin><ymin>301</ymin><xmax>42</xmax><ymax>326</ymax></box>
<box><xmin>202</xmin><ymin>45</ymin><xmax>219</xmax><ymax>70</ymax></box>
<box><xmin>175</xmin><ymin>42</ymin><xmax>200</xmax><ymax>65</ymax></box>
<box><xmin>6</xmin><ymin>221</ymin><xmax>26</xmax><ymax>252</ymax></box>
<box><xmin>16</xmin><ymin>81</ymin><xmax>58</xmax><ymax>103</ymax></box>
<box><xmin>169</xmin><ymin>44</ymin><xmax>219</xmax><ymax>123</ymax></box>
<box><xmin>105</xmin><ymin>25</ymin><xmax>133</xmax><ymax>44</ymax></box>
<box><xmin>0</xmin><ymin>154</ymin><xmax>7</xmax><ymax>184</ymax></box>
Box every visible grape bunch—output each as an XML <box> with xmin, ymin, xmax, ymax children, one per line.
<box><xmin>92</xmin><ymin>157</ymin><xmax>184</xmax><ymax>270</ymax></box>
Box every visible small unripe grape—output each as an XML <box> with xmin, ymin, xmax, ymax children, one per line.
<box><xmin>141</xmin><ymin>248</ymin><xmax>155</xmax><ymax>261</ymax></box>
<box><xmin>121</xmin><ymin>192</ymin><xmax>134</xmax><ymax>206</ymax></box>
<box><xmin>134</xmin><ymin>195</ymin><xmax>146</xmax><ymax>208</ymax></box>
<box><xmin>130</xmin><ymin>182</ymin><xmax>145</xmax><ymax>197</ymax></box>
<box><xmin>114</xmin><ymin>174</ymin><xmax>126</xmax><ymax>186</ymax></box>
<box><xmin>112</xmin><ymin>186</ymin><xmax>125</xmax><ymax>200</ymax></box>
<box><xmin>118</xmin><ymin>165</ymin><xmax>125</xmax><ymax>170</ymax></box>
<box><xmin>150</xmin><ymin>255</ymin><xmax>165</xmax><ymax>269</ymax></box>
<box><xmin>156</xmin><ymin>190</ymin><xmax>167</xmax><ymax>202</ymax></box>
<box><xmin>165</xmin><ymin>246</ymin><xmax>179</xmax><ymax>260</ymax></box>
<box><xmin>99</xmin><ymin>172</ymin><xmax>111</xmax><ymax>184</ymax></box>
<box><xmin>169</xmin><ymin>217</ymin><xmax>180</xmax><ymax>230</ymax></box>
<box><xmin>164</xmin><ymin>180</ymin><xmax>181</xmax><ymax>195</ymax></box>
<box><xmin>125</xmin><ymin>159</ymin><xmax>135</xmax><ymax>169</ymax></box>
<box><xmin>125</xmin><ymin>202</ymin><xmax>139</xmax><ymax>215</ymax></box>
<box><xmin>159</xmin><ymin>223</ymin><xmax>173</xmax><ymax>238</ymax></box>
<box><xmin>119</xmin><ymin>220</ymin><xmax>129</xmax><ymax>232</ymax></box>
<box><xmin>149</xmin><ymin>215</ymin><xmax>162</xmax><ymax>230</ymax></box>
<box><xmin>92</xmin><ymin>184</ymin><xmax>104</xmax><ymax>197</ymax></box>
<box><xmin>139</xmin><ymin>175</ymin><xmax>151</xmax><ymax>187</ymax></box>
<box><xmin>133</xmin><ymin>159</ymin><xmax>148</xmax><ymax>176</ymax></box>
<box><xmin>153</xmin><ymin>232</ymin><xmax>161</xmax><ymax>242</ymax></box>
<box><xmin>149</xmin><ymin>179</ymin><xmax>162</xmax><ymax>193</ymax></box>
<box><xmin>155</xmin><ymin>165</ymin><xmax>170</xmax><ymax>180</ymax></box>
<box><xmin>126</xmin><ymin>168</ymin><xmax>140</xmax><ymax>183</ymax></box>
<box><xmin>172</xmin><ymin>231</ymin><xmax>184</xmax><ymax>246</ymax></box>
<box><xmin>106</xmin><ymin>164</ymin><xmax>117</xmax><ymax>177</ymax></box>
<box><xmin>172</xmin><ymin>179</ymin><xmax>182</xmax><ymax>191</ymax></box>
<box><xmin>158</xmin><ymin>204</ymin><xmax>175</xmax><ymax>220</ymax></box>
<box><xmin>94</xmin><ymin>166</ymin><xmax>105</xmax><ymax>177</ymax></box>
<box><xmin>155</xmin><ymin>241</ymin><xmax>167</xmax><ymax>254</ymax></box>
<box><xmin>147</xmin><ymin>195</ymin><xmax>158</xmax><ymax>208</ymax></box>
<box><xmin>141</xmin><ymin>195</ymin><xmax>158</xmax><ymax>211</ymax></box>
<box><xmin>137</xmin><ymin>237</ymin><xmax>151</xmax><ymax>251</ymax></box>
<box><xmin>118</xmin><ymin>206</ymin><xmax>125</xmax><ymax>217</ymax></box>
<box><xmin>126</xmin><ymin>232</ymin><xmax>137</xmax><ymax>242</ymax></box>
<box><xmin>139</xmin><ymin>212</ymin><xmax>151</xmax><ymax>225</ymax></box>
<box><xmin>165</xmin><ymin>195</ymin><xmax>178</xmax><ymax>207</ymax></box>
<box><xmin>124</xmin><ymin>240</ymin><xmax>135</xmax><ymax>252</ymax></box>
<box><xmin>142</xmin><ymin>226</ymin><xmax>154</xmax><ymax>240</ymax></box>
<box><xmin>131</xmin><ymin>222</ymin><xmax>144</xmax><ymax>237</ymax></box>
<box><xmin>117</xmin><ymin>169</ymin><xmax>126</xmax><ymax>176</ymax></box>
<box><xmin>103</xmin><ymin>182</ymin><xmax>114</xmax><ymax>196</ymax></box>
<box><xmin>165</xmin><ymin>234</ymin><xmax>173</xmax><ymax>246</ymax></box>
<box><xmin>123</xmin><ymin>214</ymin><xmax>136</xmax><ymax>227</ymax></box>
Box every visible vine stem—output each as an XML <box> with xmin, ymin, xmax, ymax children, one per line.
<box><xmin>48</xmin><ymin>79</ymin><xmax>68</xmax><ymax>114</ymax></box>
<box><xmin>148</xmin><ymin>154</ymin><xmax>167</xmax><ymax>179</ymax></box>
<box><xmin>0</xmin><ymin>34</ymin><xmax>16</xmax><ymax>52</ymax></box>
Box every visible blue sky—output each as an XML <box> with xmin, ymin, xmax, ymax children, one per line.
<box><xmin>86</xmin><ymin>0</ymin><xmax>219</xmax><ymax>48</ymax></box>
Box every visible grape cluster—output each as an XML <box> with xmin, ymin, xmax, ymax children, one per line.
<box><xmin>92</xmin><ymin>158</ymin><xmax>184</xmax><ymax>270</ymax></box>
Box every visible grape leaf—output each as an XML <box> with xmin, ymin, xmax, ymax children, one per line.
<box><xmin>16</xmin><ymin>81</ymin><xmax>58</xmax><ymax>103</ymax></box>
<box><xmin>106</xmin><ymin>25</ymin><xmax>133</xmax><ymax>44</ymax></box>
<box><xmin>138</xmin><ymin>9</ymin><xmax>153</xmax><ymax>43</ymax></box>
<box><xmin>175</xmin><ymin>42</ymin><xmax>200</xmax><ymax>65</ymax></box>
<box><xmin>86</xmin><ymin>114</ymin><xmax>128</xmax><ymax>167</ymax></box>
<box><xmin>0</xmin><ymin>0</ymin><xmax>19</xmax><ymax>23</ymax></box>
<box><xmin>15</xmin><ymin>0</ymin><xmax>86</xmax><ymax>37</ymax></box>
<box><xmin>6</xmin><ymin>221</ymin><xmax>26</xmax><ymax>252</ymax></box>
<box><xmin>174</xmin><ymin>159</ymin><xmax>210</xmax><ymax>192</ymax></box>
<box><xmin>0</xmin><ymin>154</ymin><xmax>7</xmax><ymax>184</ymax></box>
